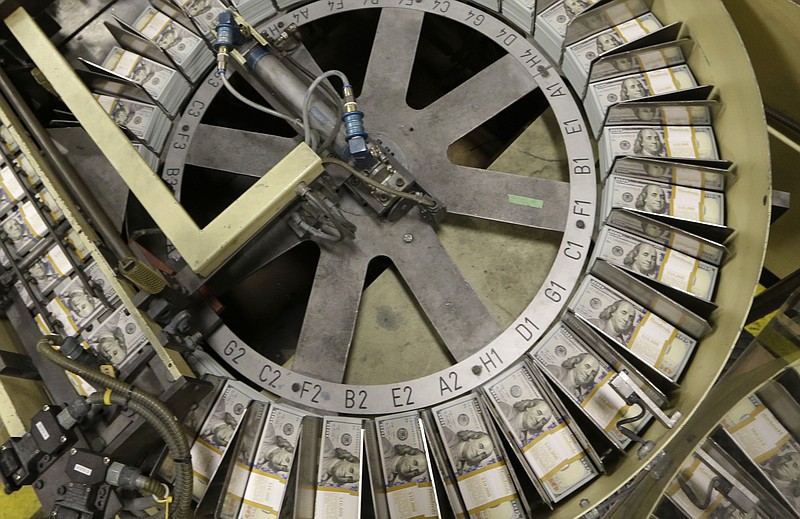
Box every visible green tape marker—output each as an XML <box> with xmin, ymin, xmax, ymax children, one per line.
<box><xmin>507</xmin><ymin>194</ymin><xmax>544</xmax><ymax>209</ymax></box>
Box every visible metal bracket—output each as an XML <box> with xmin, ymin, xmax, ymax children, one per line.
<box><xmin>610</xmin><ymin>371</ymin><xmax>682</xmax><ymax>429</ymax></box>
<box><xmin>693</xmin><ymin>449</ymin><xmax>759</xmax><ymax>513</ymax></box>
<box><xmin>4</xmin><ymin>7</ymin><xmax>324</xmax><ymax>278</ymax></box>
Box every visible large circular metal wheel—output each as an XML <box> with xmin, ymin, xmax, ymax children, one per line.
<box><xmin>152</xmin><ymin>0</ymin><xmax>597</xmax><ymax>414</ymax></box>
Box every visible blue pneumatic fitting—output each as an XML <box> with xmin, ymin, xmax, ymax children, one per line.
<box><xmin>343</xmin><ymin>110</ymin><xmax>367</xmax><ymax>141</ymax></box>
<box><xmin>343</xmin><ymin>111</ymin><xmax>368</xmax><ymax>161</ymax></box>
<box><xmin>213</xmin><ymin>12</ymin><xmax>242</xmax><ymax>52</ymax></box>
<box><xmin>342</xmin><ymin>84</ymin><xmax>368</xmax><ymax>160</ymax></box>
<box><xmin>213</xmin><ymin>12</ymin><xmax>244</xmax><ymax>75</ymax></box>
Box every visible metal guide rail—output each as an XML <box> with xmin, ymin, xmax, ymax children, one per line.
<box><xmin>0</xmin><ymin>0</ymin><xmax>772</xmax><ymax>517</ymax></box>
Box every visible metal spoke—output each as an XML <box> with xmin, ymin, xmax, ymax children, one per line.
<box><xmin>427</xmin><ymin>162</ymin><xmax>570</xmax><ymax>231</ymax></box>
<box><xmin>186</xmin><ymin>124</ymin><xmax>300</xmax><ymax>177</ymax></box>
<box><xmin>209</xmin><ymin>220</ymin><xmax>305</xmax><ymax>292</ymax></box>
<box><xmin>359</xmin><ymin>8</ymin><xmax>425</xmax><ymax>110</ymax></box>
<box><xmin>390</xmin><ymin>218</ymin><xmax>501</xmax><ymax>361</ymax></box>
<box><xmin>415</xmin><ymin>54</ymin><xmax>538</xmax><ymax>145</ymax></box>
<box><xmin>292</xmin><ymin>246</ymin><xmax>369</xmax><ymax>383</ymax></box>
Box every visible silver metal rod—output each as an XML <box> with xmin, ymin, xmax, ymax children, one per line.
<box><xmin>0</xmin><ymin>67</ymin><xmax>131</xmax><ymax>262</ymax></box>
<box><xmin>247</xmin><ymin>50</ymin><xmax>347</xmax><ymax>150</ymax></box>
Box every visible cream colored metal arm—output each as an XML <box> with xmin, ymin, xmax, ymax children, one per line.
<box><xmin>4</xmin><ymin>6</ymin><xmax>323</xmax><ymax>278</ymax></box>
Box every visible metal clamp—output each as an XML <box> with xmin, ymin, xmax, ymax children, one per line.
<box><xmin>692</xmin><ymin>449</ymin><xmax>759</xmax><ymax>514</ymax></box>
<box><xmin>610</xmin><ymin>371</ymin><xmax>682</xmax><ymax>429</ymax></box>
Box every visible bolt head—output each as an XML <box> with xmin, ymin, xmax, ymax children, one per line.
<box><xmin>69</xmin><ymin>448</ymin><xmax>77</xmax><ymax>456</ymax></box>
<box><xmin>42</xmin><ymin>405</ymin><xmax>50</xmax><ymax>412</ymax></box>
<box><xmin>103</xmin><ymin>457</ymin><xmax>110</xmax><ymax>465</ymax></box>
<box><xmin>403</xmin><ymin>234</ymin><xmax>413</xmax><ymax>243</ymax></box>
<box><xmin>395</xmin><ymin>178</ymin><xmax>405</xmax><ymax>187</ymax></box>
<box><xmin>14</xmin><ymin>474</ymin><xmax>21</xmax><ymax>480</ymax></box>
<box><xmin>347</xmin><ymin>136</ymin><xmax>368</xmax><ymax>159</ymax></box>
<box><xmin>59</xmin><ymin>436</ymin><xmax>67</xmax><ymax>444</ymax></box>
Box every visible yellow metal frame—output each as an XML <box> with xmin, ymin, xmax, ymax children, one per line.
<box><xmin>4</xmin><ymin>6</ymin><xmax>323</xmax><ymax>278</ymax></box>
<box><xmin>0</xmin><ymin>87</ymin><xmax>191</xmax><ymax>381</ymax></box>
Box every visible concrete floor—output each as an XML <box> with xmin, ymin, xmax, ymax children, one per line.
<box><xmin>0</xmin><ymin>487</ymin><xmax>45</xmax><ymax>519</ymax></box>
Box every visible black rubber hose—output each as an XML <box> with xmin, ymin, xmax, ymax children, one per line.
<box><xmin>38</xmin><ymin>337</ymin><xmax>193</xmax><ymax>519</ymax></box>
<box><xmin>765</xmin><ymin>105</ymin><xmax>800</xmax><ymax>135</ymax></box>
<box><xmin>78</xmin><ymin>379</ymin><xmax>192</xmax><ymax>519</ymax></box>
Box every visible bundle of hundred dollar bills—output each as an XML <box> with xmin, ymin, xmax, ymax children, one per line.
<box><xmin>529</xmin><ymin>321</ymin><xmax>651</xmax><ymax>449</ymax></box>
<box><xmin>503</xmin><ymin>0</ymin><xmax>537</xmax><ymax>34</ymax></box>
<box><xmin>237</xmin><ymin>403</ymin><xmax>306</xmax><ymax>519</ymax></box>
<box><xmin>191</xmin><ymin>380</ymin><xmax>267</xmax><ymax>500</ymax></box>
<box><xmin>568</xmin><ymin>275</ymin><xmax>696</xmax><ymax>382</ymax></box>
<box><xmin>230</xmin><ymin>0</ymin><xmax>277</xmax><ymax>25</ymax></box>
<box><xmin>604</xmin><ymin>208</ymin><xmax>727</xmax><ymax>266</ymax></box>
<box><xmin>130</xmin><ymin>6</ymin><xmax>215</xmax><ymax>83</ymax></box>
<box><xmin>314</xmin><ymin>416</ymin><xmax>364</xmax><ymax>519</ymax></box>
<box><xmin>13</xmin><ymin>154</ymin><xmax>41</xmax><ymax>188</ymax></box>
<box><xmin>431</xmin><ymin>393</ymin><xmax>527</xmax><ymax>517</ymax></box>
<box><xmin>0</xmin><ymin>125</ymin><xmax>19</xmax><ymax>155</ymax></box>
<box><xmin>0</xmin><ymin>162</ymin><xmax>25</xmax><ymax>215</ymax></box>
<box><xmin>483</xmin><ymin>361</ymin><xmax>599</xmax><ymax>501</ymax></box>
<box><xmin>562</xmin><ymin>12</ymin><xmax>663</xmax><ymax>98</ymax></box>
<box><xmin>100</xmin><ymin>46</ymin><xmax>192</xmax><ymax>117</ymax></box>
<box><xmin>24</xmin><ymin>244</ymin><xmax>74</xmax><ymax>298</ymax></box>
<box><xmin>95</xmin><ymin>95</ymin><xmax>171</xmax><ymax>154</ymax></box>
<box><xmin>601</xmin><ymin>174</ymin><xmax>725</xmax><ymax>225</ymax></box>
<box><xmin>720</xmin><ymin>395</ymin><xmax>800</xmax><ymax>515</ymax></box>
<box><xmin>1</xmin><ymin>200</ymin><xmax>48</xmax><ymax>257</ymax></box>
<box><xmin>373</xmin><ymin>411</ymin><xmax>438</xmax><ymax>518</ymax></box>
<box><xmin>591</xmin><ymin>226</ymin><xmax>719</xmax><ymax>301</ymax></box>
<box><xmin>171</xmin><ymin>0</ymin><xmax>228</xmax><ymax>39</ymax></box>
<box><xmin>598</xmin><ymin>125</ymin><xmax>719</xmax><ymax>176</ymax></box>
<box><xmin>585</xmin><ymin>65</ymin><xmax>699</xmax><ymax>134</ymax></box>
<box><xmin>534</xmin><ymin>0</ymin><xmax>602</xmax><ymax>62</ymax></box>
<box><xmin>82</xmin><ymin>306</ymin><xmax>149</xmax><ymax>369</ymax></box>
<box><xmin>609</xmin><ymin>156</ymin><xmax>729</xmax><ymax>192</ymax></box>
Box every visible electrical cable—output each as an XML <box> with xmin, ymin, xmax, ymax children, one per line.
<box><xmin>291</xmin><ymin>211</ymin><xmax>340</xmax><ymax>241</ymax></box>
<box><xmin>292</xmin><ymin>183</ymin><xmax>356</xmax><ymax>241</ymax></box>
<box><xmin>320</xmin><ymin>157</ymin><xmax>438</xmax><ymax>207</ymax></box>
<box><xmin>37</xmin><ymin>337</ymin><xmax>193</xmax><ymax>519</ymax></box>
<box><xmin>302</xmin><ymin>70</ymin><xmax>350</xmax><ymax>150</ymax></box>
<box><xmin>221</xmin><ymin>74</ymin><xmax>303</xmax><ymax>130</ymax></box>
<box><xmin>283</xmin><ymin>55</ymin><xmax>345</xmax><ymax>152</ymax></box>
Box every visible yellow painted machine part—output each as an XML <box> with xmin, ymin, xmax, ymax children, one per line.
<box><xmin>536</xmin><ymin>0</ymin><xmax>773</xmax><ymax>515</ymax></box>
<box><xmin>722</xmin><ymin>0</ymin><xmax>800</xmax><ymax>281</ymax></box>
<box><xmin>4</xmin><ymin>7</ymin><xmax>324</xmax><ymax>279</ymax></box>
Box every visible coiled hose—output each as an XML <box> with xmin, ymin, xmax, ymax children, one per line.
<box><xmin>37</xmin><ymin>337</ymin><xmax>192</xmax><ymax>519</ymax></box>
